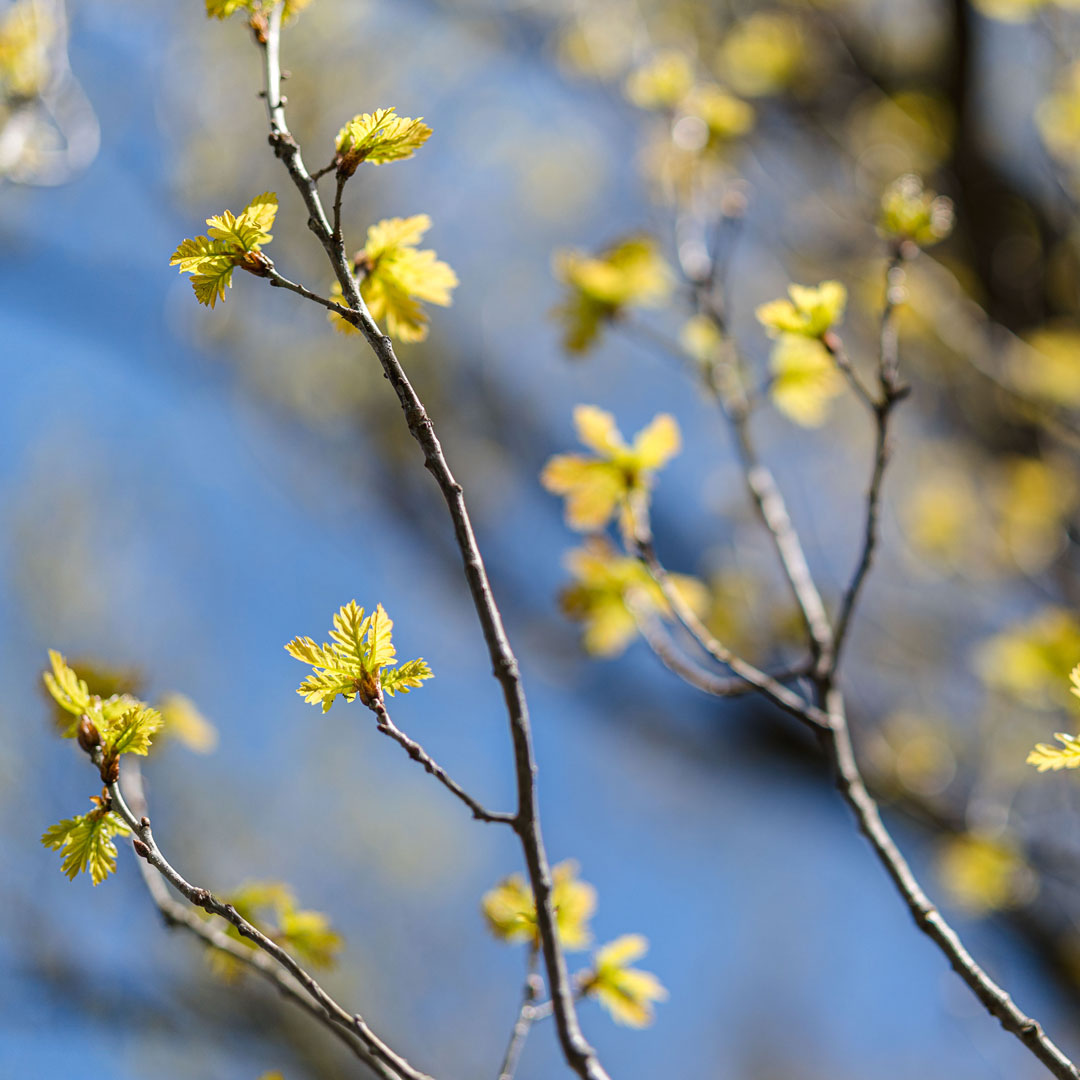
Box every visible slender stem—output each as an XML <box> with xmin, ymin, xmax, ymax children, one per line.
<box><xmin>633</xmin><ymin>536</ymin><xmax>829</xmax><ymax>732</ymax></box>
<box><xmin>368</xmin><ymin>698</ymin><xmax>516</xmax><ymax>824</ymax></box>
<box><xmin>826</xmin><ymin>256</ymin><xmax>908</xmax><ymax>675</ymax></box>
<box><xmin>266</xmin><ymin>267</ymin><xmax>356</xmax><ymax>318</ymax></box>
<box><xmin>496</xmin><ymin>953</ymin><xmax>543</xmax><ymax>1080</ymax></box>
<box><xmin>631</xmin><ymin>602</ymin><xmax>806</xmax><ymax>699</ymax></box>
<box><xmin>105</xmin><ymin>760</ymin><xmax>431</xmax><ymax>1080</ymax></box>
<box><xmin>120</xmin><ymin>765</ymin><xmax>397</xmax><ymax>1080</ymax></box>
<box><xmin>727</xmin><ymin>406</ymin><xmax>834</xmax><ymax>662</ymax></box>
<box><xmin>256</xmin><ymin>10</ymin><xmax>607</xmax><ymax>1079</ymax></box>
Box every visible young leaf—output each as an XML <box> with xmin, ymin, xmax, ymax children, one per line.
<box><xmin>335</xmin><ymin>107</ymin><xmax>432</xmax><ymax>173</ymax></box>
<box><xmin>43</xmin><ymin>649</ymin><xmax>92</xmax><ymax>718</ymax></box>
<box><xmin>482</xmin><ymin>860</ymin><xmax>596</xmax><ymax>951</ymax></box>
<box><xmin>755</xmin><ymin>280</ymin><xmax>847</xmax><ymax>338</ymax></box>
<box><xmin>380</xmin><ymin>658</ymin><xmax>433</xmax><ymax>697</ymax></box>
<box><xmin>553</xmin><ymin>237</ymin><xmax>671</xmax><ymax>354</ymax></box>
<box><xmin>171</xmin><ymin>193</ymin><xmax>278</xmax><ymax>308</ymax></box>
<box><xmin>541</xmin><ymin>406</ymin><xmax>681</xmax><ymax>533</ymax></box>
<box><xmin>350</xmin><ymin>215</ymin><xmax>458</xmax><ymax>342</ymax></box>
<box><xmin>103</xmin><ymin>703</ymin><xmax>164</xmax><ymax>758</ymax></box>
<box><xmin>42</xmin><ymin>806</ymin><xmax>131</xmax><ymax>885</ymax></box>
<box><xmin>579</xmin><ymin>935</ymin><xmax>667</xmax><ymax>1027</ymax></box>
<box><xmin>286</xmin><ymin>601</ymin><xmax>432</xmax><ymax>711</ymax></box>
<box><xmin>1027</xmin><ymin>732</ymin><xmax>1080</xmax><ymax>771</ymax></box>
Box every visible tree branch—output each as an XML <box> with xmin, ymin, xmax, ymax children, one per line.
<box><xmin>632</xmin><ymin>534</ymin><xmax>829</xmax><ymax>732</ymax></box>
<box><xmin>495</xmin><ymin>953</ymin><xmax>544</xmax><ymax>1080</ymax></box>
<box><xmin>367</xmin><ymin>697</ymin><xmax>517</xmax><ymax>825</ymax></box>
<box><xmin>105</xmin><ymin>758</ymin><xmax>431</xmax><ymax>1080</ymax></box>
<box><xmin>120</xmin><ymin>764</ymin><xmax>398</xmax><ymax>1080</ymax></box>
<box><xmin>254</xmin><ymin>9</ymin><xmax>608</xmax><ymax>1079</ymax></box>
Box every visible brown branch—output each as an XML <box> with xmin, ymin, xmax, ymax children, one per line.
<box><xmin>120</xmin><ymin>764</ymin><xmax>397</xmax><ymax>1080</ymax></box>
<box><xmin>367</xmin><ymin>697</ymin><xmax>517</xmax><ymax>825</ymax></box>
<box><xmin>254</xmin><ymin>8</ymin><xmax>607</xmax><ymax>1079</ymax></box>
<box><xmin>105</xmin><ymin>760</ymin><xmax>430</xmax><ymax>1080</ymax></box>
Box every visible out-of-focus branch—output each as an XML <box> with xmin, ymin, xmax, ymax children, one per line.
<box><xmin>819</xmin><ymin>688</ymin><xmax>1080</xmax><ymax>1080</ymax></box>
<box><xmin>254</xmin><ymin>9</ymin><xmax>608</xmax><ymax>1079</ymax></box>
<box><xmin>120</xmin><ymin>764</ymin><xmax>397</xmax><ymax>1080</ymax></box>
<box><xmin>104</xmin><ymin>759</ymin><xmax>430</xmax><ymax>1080</ymax></box>
<box><xmin>630</xmin><ymin>598</ymin><xmax>808</xmax><ymax>701</ymax></box>
<box><xmin>496</xmin><ymin>954</ymin><xmax>544</xmax><ymax>1080</ymax></box>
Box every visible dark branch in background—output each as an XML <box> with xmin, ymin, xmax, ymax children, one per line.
<box><xmin>104</xmin><ymin>758</ymin><xmax>428</xmax><ymax>1080</ymax></box>
<box><xmin>254</xmin><ymin>7</ymin><xmax>608</xmax><ymax>1079</ymax></box>
<box><xmin>120</xmin><ymin>764</ymin><xmax>397</xmax><ymax>1080</ymax></box>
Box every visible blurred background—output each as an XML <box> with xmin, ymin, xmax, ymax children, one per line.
<box><xmin>4</xmin><ymin>0</ymin><xmax>1080</xmax><ymax>1077</ymax></box>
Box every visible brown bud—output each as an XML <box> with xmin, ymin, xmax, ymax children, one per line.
<box><xmin>99</xmin><ymin>754</ymin><xmax>120</xmax><ymax>785</ymax></box>
<box><xmin>132</xmin><ymin>839</ymin><xmax>150</xmax><ymax>859</ymax></box>
<box><xmin>77</xmin><ymin>715</ymin><xmax>101</xmax><ymax>754</ymax></box>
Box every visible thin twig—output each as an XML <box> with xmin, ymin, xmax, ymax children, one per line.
<box><xmin>633</xmin><ymin>535</ymin><xmax>828</xmax><ymax>732</ymax></box>
<box><xmin>631</xmin><ymin>602</ymin><xmax>806</xmax><ymax>699</ymax></box>
<box><xmin>105</xmin><ymin>759</ymin><xmax>432</xmax><ymax>1080</ymax></box>
<box><xmin>368</xmin><ymin>698</ymin><xmax>516</xmax><ymax>825</ymax></box>
<box><xmin>267</xmin><ymin>267</ymin><xmax>356</xmax><ymax>319</ymax></box>
<box><xmin>120</xmin><ymin>764</ymin><xmax>397</xmax><ymax>1080</ymax></box>
<box><xmin>496</xmin><ymin>952</ymin><xmax>543</xmax><ymax>1080</ymax></box>
<box><xmin>255</xmin><ymin>9</ymin><xmax>608</xmax><ymax>1079</ymax></box>
<box><xmin>826</xmin><ymin>255</ymin><xmax>908</xmax><ymax>674</ymax></box>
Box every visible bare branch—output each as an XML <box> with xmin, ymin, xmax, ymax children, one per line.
<box><xmin>826</xmin><ymin>255</ymin><xmax>909</xmax><ymax>674</ymax></box>
<box><xmin>105</xmin><ymin>759</ymin><xmax>432</xmax><ymax>1080</ymax></box>
<box><xmin>120</xmin><ymin>764</ymin><xmax>398</xmax><ymax>1080</ymax></box>
<box><xmin>368</xmin><ymin>697</ymin><xmax>517</xmax><ymax>825</ymax></box>
<box><xmin>266</xmin><ymin>266</ymin><xmax>356</xmax><ymax>319</ymax></box>
<box><xmin>632</xmin><ymin>535</ymin><xmax>828</xmax><ymax>732</ymax></box>
<box><xmin>631</xmin><ymin>601</ymin><xmax>805</xmax><ymax>699</ymax></box>
<box><xmin>496</xmin><ymin>954</ymin><xmax>544</xmax><ymax>1080</ymax></box>
<box><xmin>255</xmin><ymin>9</ymin><xmax>607</xmax><ymax>1079</ymax></box>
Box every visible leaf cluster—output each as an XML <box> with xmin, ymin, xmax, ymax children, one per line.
<box><xmin>561</xmin><ymin>538</ymin><xmax>708</xmax><ymax>657</ymax></box>
<box><xmin>44</xmin><ymin>649</ymin><xmax>164</xmax><ymax>773</ymax></box>
<box><xmin>285</xmin><ymin>601</ymin><xmax>433</xmax><ymax>711</ymax></box>
<box><xmin>41</xmin><ymin>798</ymin><xmax>132</xmax><ymax>886</ymax></box>
<box><xmin>170</xmin><ymin>193</ymin><xmax>278</xmax><ymax>307</ymax></box>
<box><xmin>206</xmin><ymin>0</ymin><xmax>312</xmax><ymax>21</ymax></box>
<box><xmin>541</xmin><ymin>405</ymin><xmax>680</xmax><ymax>534</ymax></box>
<box><xmin>335</xmin><ymin>107</ymin><xmax>432</xmax><ymax>175</ymax></box>
<box><xmin>332</xmin><ymin>214</ymin><xmax>458</xmax><ymax>343</ymax></box>
<box><xmin>553</xmin><ymin>237</ymin><xmax>671</xmax><ymax>354</ymax></box>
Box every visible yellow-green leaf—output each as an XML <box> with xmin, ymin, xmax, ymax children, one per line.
<box><xmin>287</xmin><ymin>601</ymin><xmax>432</xmax><ymax>710</ymax></box>
<box><xmin>335</xmin><ymin>107</ymin><xmax>432</xmax><ymax>172</ymax></box>
<box><xmin>354</xmin><ymin>215</ymin><xmax>457</xmax><ymax>342</ymax></box>
<box><xmin>580</xmin><ymin>934</ymin><xmax>668</xmax><ymax>1027</ymax></box>
<box><xmin>756</xmin><ymin>280</ymin><xmax>847</xmax><ymax>338</ymax></box>
<box><xmin>42</xmin><ymin>806</ymin><xmax>131</xmax><ymax>885</ymax></box>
